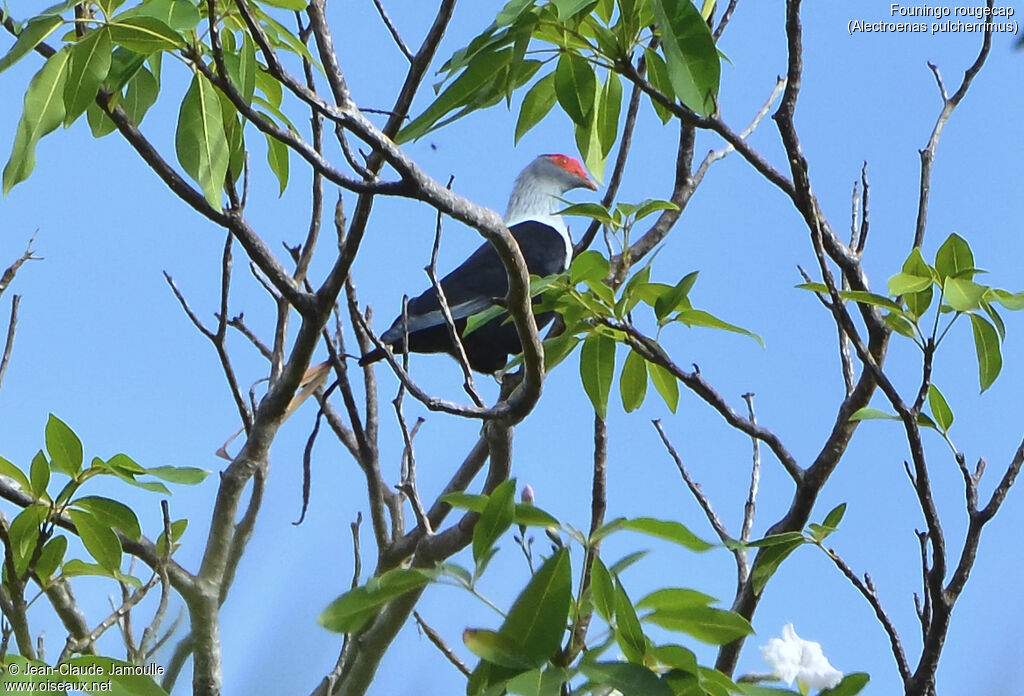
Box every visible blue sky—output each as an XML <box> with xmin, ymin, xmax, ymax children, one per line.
<box><xmin>1</xmin><ymin>1</ymin><xmax>1022</xmax><ymax>695</ymax></box>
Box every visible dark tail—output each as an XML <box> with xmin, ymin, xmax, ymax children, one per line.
<box><xmin>358</xmin><ymin>348</ymin><xmax>387</xmax><ymax>367</ymax></box>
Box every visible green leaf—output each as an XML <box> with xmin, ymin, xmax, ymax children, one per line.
<box><xmin>580</xmin><ymin>333</ymin><xmax>616</xmax><ymax>418</ymax></box>
<box><xmin>223</xmin><ymin>34</ymin><xmax>256</xmax><ymax>106</ymax></box>
<box><xmin>108</xmin><ymin>15</ymin><xmax>184</xmax><ymax>53</ymax></box>
<box><xmin>737</xmin><ymin>687</ymin><xmax>802</xmax><ymax>696</ymax></box>
<box><xmin>633</xmin><ymin>198</ymin><xmax>680</xmax><ymax>221</ymax></box>
<box><xmin>751</xmin><ymin>536</ymin><xmax>804</xmax><ymax>595</ymax></box>
<box><xmin>122</xmin><ymin>64</ymin><xmax>159</xmax><ymax>125</ymax></box>
<box><xmin>614</xmin><ymin>581</ymin><xmax>647</xmax><ymax>662</ymax></box>
<box><xmin>35</xmin><ymin>534</ymin><xmax>68</xmax><ymax>583</ymax></box>
<box><xmin>3</xmin><ymin>48</ymin><xmax>71</xmax><ymax>194</ymax></box>
<box><xmin>609</xmin><ymin>549</ymin><xmax>649</xmax><ymax>575</ymax></box>
<box><xmin>934</xmin><ymin>233</ymin><xmax>974</xmax><ymax>281</ymax></box>
<box><xmin>104</xmin><ymin>453</ymin><xmax>145</xmax><ymax>475</ymax></box>
<box><xmin>265</xmin><ymin>133</ymin><xmax>289</xmax><ymax>196</ymax></box>
<box><xmin>645</xmin><ymin>606</ymin><xmax>753</xmax><ymax>645</ymax></box>
<box><xmin>651</xmin><ymin>644</ymin><xmax>699</xmax><ymax>674</ymax></box>
<box><xmin>503</xmin><ymin>549</ymin><xmax>571</xmax><ymax>661</ymax></box>
<box><xmin>397</xmin><ymin>47</ymin><xmax>512</xmax><ymax>143</ymax></box>
<box><xmin>155</xmin><ymin>518</ymin><xmax>187</xmax><ymax>556</ymax></box>
<box><xmin>67</xmin><ymin>656</ymin><xmax>170</xmax><ymax>695</ymax></box>
<box><xmin>143</xmin><ymin>466</ymin><xmax>208</xmax><ymax>486</ymax></box>
<box><xmin>637</xmin><ymin>588</ymin><xmax>716</xmax><ymax>611</ymax></box>
<box><xmin>795</xmin><ymin>283</ymin><xmax>903</xmax><ymax>312</ymax></box>
<box><xmin>45</xmin><ymin>414</ymin><xmax>83</xmax><ymax>477</ymax></box>
<box><xmin>260</xmin><ymin>0</ymin><xmax>307</xmax><ymax>9</ymax></box>
<box><xmin>68</xmin><ymin>509</ymin><xmax>123</xmax><ymax>572</ymax></box>
<box><xmin>497</xmin><ymin>0</ymin><xmax>537</xmax><ymax>26</ymax></box>
<box><xmin>71</xmin><ymin>496</ymin><xmax>142</xmax><ymax>540</ymax></box>
<box><xmin>505</xmin><ymin>667</ymin><xmax>569</xmax><ymax>696</ymax></box>
<box><xmin>982</xmin><ymin>299</ymin><xmax>1006</xmax><ymax>340</ymax></box>
<box><xmin>943</xmin><ymin>277</ymin><xmax>986</xmax><ymax>312</ymax></box>
<box><xmin>514</xmin><ymin>504</ymin><xmax>560</xmax><ymax>528</ymax></box>
<box><xmin>618</xmin><ymin>264</ymin><xmax>651</xmax><ymax>316</ymax></box>
<box><xmin>648</xmin><ymin>362</ymin><xmax>679</xmax><ymax>413</ymax></box>
<box><xmin>255</xmin><ymin>69</ymin><xmax>283</xmax><ymax>108</ymax></box>
<box><xmin>650</xmin><ymin>0</ymin><xmax>719</xmax><ymax>115</ymax></box>
<box><xmin>849</xmin><ymin>406</ymin><xmax>899</xmax><ymax>421</ymax></box>
<box><xmin>102</xmin><ymin>46</ymin><xmax>145</xmax><ymax>92</ymax></box>
<box><xmin>822</xmin><ymin>502</ymin><xmax>847</xmax><ymax>530</ymax></box>
<box><xmin>674</xmin><ymin>309</ymin><xmax>764</xmax><ymax>347</ymax></box>
<box><xmin>0</xmin><ymin>15</ymin><xmax>63</xmax><ymax>75</ymax></box>
<box><xmin>594</xmin><ymin>517</ymin><xmax>714</xmax><ymax>552</ymax></box>
<box><xmin>9</xmin><ymin>505</ymin><xmax>47</xmax><ymax>576</ymax></box>
<box><xmin>927</xmin><ymin>385</ymin><xmax>954</xmax><ymax>432</ymax></box>
<box><xmin>619</xmin><ymin>349</ymin><xmax>648</xmax><ymax>412</ymax></box>
<box><xmin>888</xmin><ymin>272</ymin><xmax>932</xmax><ymax>296</ymax></box>
<box><xmin>969</xmin><ymin>313</ymin><xmax>1001</xmax><ymax>393</ymax></box>
<box><xmin>570</xmin><ymin>250</ymin><xmax>611</xmax><ymax>284</ymax></box>
<box><xmin>590</xmin><ymin>556</ymin><xmax>615</xmax><ymax>622</ymax></box>
<box><xmin>597</xmin><ymin>71</ymin><xmax>621</xmax><ymax>157</ymax></box>
<box><xmin>552</xmin><ymin>0</ymin><xmax>596</xmax><ymax>20</ymax></box>
<box><xmin>553</xmin><ymin>51</ymin><xmax>596</xmax><ymax>126</ymax></box>
<box><xmin>117</xmin><ymin>0</ymin><xmax>201</xmax><ymax>30</ymax></box>
<box><xmin>820</xmin><ymin>673</ymin><xmax>870</xmax><ymax>696</ymax></box>
<box><xmin>573</xmin><ymin>85</ymin><xmax>605</xmax><ymax>182</ymax></box>
<box><xmin>560</xmin><ymin>202</ymin><xmax>615</xmax><ymax>226</ymax></box>
<box><xmin>892</xmin><ymin>247</ymin><xmax>935</xmax><ymax>317</ymax></box>
<box><xmin>473</xmin><ymin>479</ymin><xmax>517</xmax><ymax>565</ymax></box>
<box><xmin>29</xmin><ymin>450</ymin><xmax>50</xmax><ymax>498</ymax></box>
<box><xmin>470</xmin><ymin>549</ymin><xmax>572</xmax><ymax>692</ymax></box>
<box><xmin>64</xmin><ymin>26</ymin><xmax>113</xmax><ymax>125</ymax></box>
<box><xmin>442</xmin><ymin>491</ymin><xmax>488</xmax><ymax>513</ymax></box>
<box><xmin>643</xmin><ymin>47</ymin><xmax>674</xmax><ymax>123</ymax></box>
<box><xmin>464</xmin><ymin>629</ymin><xmax>538</xmax><ymax>670</ymax></box>
<box><xmin>515</xmin><ymin>72</ymin><xmax>557</xmax><ymax>144</ymax></box>
<box><xmin>0</xmin><ymin>456</ymin><xmax>33</xmax><ymax>493</ymax></box>
<box><xmin>59</xmin><ymin>559</ymin><xmax>142</xmax><ymax>588</ymax></box>
<box><xmin>884</xmin><ymin>312</ymin><xmax>917</xmax><ymax>339</ymax></box>
<box><xmin>579</xmin><ymin>662</ymin><xmax>673</xmax><ymax>696</ymax></box>
<box><xmin>319</xmin><ymin>567</ymin><xmax>430</xmax><ymax>633</ymax></box>
<box><xmin>989</xmin><ymin>288</ymin><xmax>1024</xmax><ymax>311</ymax></box>
<box><xmin>176</xmin><ymin>73</ymin><xmax>229</xmax><ymax>209</ymax></box>
<box><xmin>655</xmin><ymin>272</ymin><xmax>698</xmax><ymax>320</ymax></box>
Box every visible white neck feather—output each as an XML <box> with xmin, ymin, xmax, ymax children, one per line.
<box><xmin>503</xmin><ymin>176</ymin><xmax>571</xmax><ymax>267</ymax></box>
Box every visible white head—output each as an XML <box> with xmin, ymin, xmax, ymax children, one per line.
<box><xmin>504</xmin><ymin>154</ymin><xmax>598</xmax><ymax>231</ymax></box>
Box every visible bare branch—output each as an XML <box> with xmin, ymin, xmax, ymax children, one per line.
<box><xmin>0</xmin><ymin>232</ymin><xmax>41</xmax><ymax>300</ymax></box>
<box><xmin>426</xmin><ymin>178</ymin><xmax>486</xmax><ymax>408</ymax></box>
<box><xmin>653</xmin><ymin>420</ymin><xmax>735</xmax><ymax>551</ymax></box>
<box><xmin>414</xmin><ymin>611</ymin><xmax>470</xmax><ymax>676</ymax></box>
<box><xmin>914</xmin><ymin>1</ymin><xmax>995</xmax><ymax>248</ymax></box>
<box><xmin>819</xmin><ymin>545</ymin><xmax>911</xmax><ymax>682</ymax></box>
<box><xmin>370</xmin><ymin>0</ymin><xmax>414</xmax><ymax>62</ymax></box>
<box><xmin>0</xmin><ymin>296</ymin><xmax>21</xmax><ymax>391</ymax></box>
<box><xmin>740</xmin><ymin>393</ymin><xmax>760</xmax><ymax>548</ymax></box>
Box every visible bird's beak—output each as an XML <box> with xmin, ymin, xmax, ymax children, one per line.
<box><xmin>582</xmin><ymin>176</ymin><xmax>599</xmax><ymax>191</ymax></box>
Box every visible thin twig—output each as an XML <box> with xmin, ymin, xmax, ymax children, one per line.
<box><xmin>740</xmin><ymin>393</ymin><xmax>760</xmax><ymax>547</ymax></box>
<box><xmin>426</xmin><ymin>176</ymin><xmax>485</xmax><ymax>407</ymax></box>
<box><xmin>819</xmin><ymin>545</ymin><xmax>911</xmax><ymax>682</ymax></box>
<box><xmin>370</xmin><ymin>0</ymin><xmax>413</xmax><ymax>62</ymax></box>
<box><xmin>914</xmin><ymin>1</ymin><xmax>994</xmax><ymax>248</ymax></box>
<box><xmin>653</xmin><ymin>420</ymin><xmax>732</xmax><ymax>546</ymax></box>
<box><xmin>0</xmin><ymin>296</ymin><xmax>21</xmax><ymax>391</ymax></box>
<box><xmin>413</xmin><ymin>611</ymin><xmax>470</xmax><ymax>676</ymax></box>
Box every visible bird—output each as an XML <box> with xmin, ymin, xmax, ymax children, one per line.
<box><xmin>359</xmin><ymin>154</ymin><xmax>598</xmax><ymax>374</ymax></box>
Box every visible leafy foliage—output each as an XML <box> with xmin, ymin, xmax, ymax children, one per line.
<box><xmin>800</xmin><ymin>233</ymin><xmax>1024</xmax><ymax>394</ymax></box>
<box><xmin>0</xmin><ymin>415</ymin><xmax>207</xmax><ymax>591</ymax></box>
<box><xmin>396</xmin><ymin>0</ymin><xmax>721</xmax><ymax>177</ymax></box>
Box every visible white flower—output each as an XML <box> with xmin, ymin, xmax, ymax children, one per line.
<box><xmin>761</xmin><ymin>623</ymin><xmax>843</xmax><ymax>692</ymax></box>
